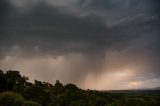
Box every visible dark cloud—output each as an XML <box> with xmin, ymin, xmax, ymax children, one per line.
<box><xmin>0</xmin><ymin>0</ymin><xmax>160</xmax><ymax>89</ymax></box>
<box><xmin>0</xmin><ymin>1</ymin><xmax>135</xmax><ymax>57</ymax></box>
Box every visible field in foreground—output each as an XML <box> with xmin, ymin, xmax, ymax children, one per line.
<box><xmin>0</xmin><ymin>70</ymin><xmax>160</xmax><ymax>106</ymax></box>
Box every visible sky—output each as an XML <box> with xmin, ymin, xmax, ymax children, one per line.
<box><xmin>0</xmin><ymin>0</ymin><xmax>160</xmax><ymax>90</ymax></box>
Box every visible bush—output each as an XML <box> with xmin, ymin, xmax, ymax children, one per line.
<box><xmin>0</xmin><ymin>92</ymin><xmax>25</xmax><ymax>106</ymax></box>
<box><xmin>24</xmin><ymin>101</ymin><xmax>41</xmax><ymax>106</ymax></box>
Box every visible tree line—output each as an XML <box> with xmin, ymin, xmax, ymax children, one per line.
<box><xmin>0</xmin><ymin>70</ymin><xmax>160</xmax><ymax>106</ymax></box>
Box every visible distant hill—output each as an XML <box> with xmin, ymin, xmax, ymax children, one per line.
<box><xmin>150</xmin><ymin>87</ymin><xmax>160</xmax><ymax>90</ymax></box>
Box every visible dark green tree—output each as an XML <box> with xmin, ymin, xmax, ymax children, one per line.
<box><xmin>0</xmin><ymin>70</ymin><xmax>6</xmax><ymax>92</ymax></box>
<box><xmin>52</xmin><ymin>80</ymin><xmax>64</xmax><ymax>95</ymax></box>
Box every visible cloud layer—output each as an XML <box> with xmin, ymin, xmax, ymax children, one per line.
<box><xmin>0</xmin><ymin>0</ymin><xmax>160</xmax><ymax>89</ymax></box>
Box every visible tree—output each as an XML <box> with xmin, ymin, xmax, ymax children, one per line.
<box><xmin>52</xmin><ymin>80</ymin><xmax>64</xmax><ymax>95</ymax></box>
<box><xmin>5</xmin><ymin>71</ymin><xmax>22</xmax><ymax>90</ymax></box>
<box><xmin>0</xmin><ymin>70</ymin><xmax>160</xmax><ymax>106</ymax></box>
<box><xmin>95</xmin><ymin>97</ymin><xmax>107</xmax><ymax>106</ymax></box>
<box><xmin>0</xmin><ymin>70</ymin><xmax>6</xmax><ymax>92</ymax></box>
<box><xmin>65</xmin><ymin>84</ymin><xmax>78</xmax><ymax>91</ymax></box>
<box><xmin>23</xmin><ymin>85</ymin><xmax>50</xmax><ymax>106</ymax></box>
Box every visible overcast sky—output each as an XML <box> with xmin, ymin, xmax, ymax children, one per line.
<box><xmin>0</xmin><ymin>0</ymin><xmax>160</xmax><ymax>90</ymax></box>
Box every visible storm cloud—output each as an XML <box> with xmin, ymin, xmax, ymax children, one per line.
<box><xmin>0</xmin><ymin>0</ymin><xmax>160</xmax><ymax>89</ymax></box>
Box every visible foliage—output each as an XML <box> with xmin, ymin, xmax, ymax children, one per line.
<box><xmin>0</xmin><ymin>70</ymin><xmax>160</xmax><ymax>106</ymax></box>
<box><xmin>24</xmin><ymin>101</ymin><xmax>41</xmax><ymax>106</ymax></box>
<box><xmin>0</xmin><ymin>91</ymin><xmax>25</xmax><ymax>106</ymax></box>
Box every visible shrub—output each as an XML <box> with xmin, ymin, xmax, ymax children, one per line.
<box><xmin>0</xmin><ymin>92</ymin><xmax>25</xmax><ymax>106</ymax></box>
<box><xmin>24</xmin><ymin>101</ymin><xmax>41</xmax><ymax>106</ymax></box>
